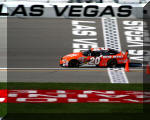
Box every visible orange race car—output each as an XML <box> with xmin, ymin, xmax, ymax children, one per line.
<box><xmin>60</xmin><ymin>48</ymin><xmax>129</xmax><ymax>68</ymax></box>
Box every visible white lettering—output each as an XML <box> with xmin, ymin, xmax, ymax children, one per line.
<box><xmin>73</xmin><ymin>39</ymin><xmax>97</xmax><ymax>44</ymax></box>
<box><xmin>130</xmin><ymin>56</ymin><xmax>143</xmax><ymax>61</ymax></box>
<box><xmin>73</xmin><ymin>30</ymin><xmax>97</xmax><ymax>36</ymax></box>
<box><xmin>72</xmin><ymin>20</ymin><xmax>99</xmax><ymax>53</ymax></box>
<box><xmin>129</xmin><ymin>50</ymin><xmax>143</xmax><ymax>55</ymax></box>
<box><xmin>124</xmin><ymin>26</ymin><xmax>143</xmax><ymax>31</ymax></box>
<box><xmin>123</xmin><ymin>21</ymin><xmax>143</xmax><ymax>26</ymax></box>
<box><xmin>0</xmin><ymin>98</ymin><xmax>5</xmax><ymax>102</ymax></box>
<box><xmin>125</xmin><ymin>31</ymin><xmax>143</xmax><ymax>37</ymax></box>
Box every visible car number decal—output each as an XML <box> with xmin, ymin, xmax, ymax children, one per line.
<box><xmin>88</xmin><ymin>57</ymin><xmax>101</xmax><ymax>65</ymax></box>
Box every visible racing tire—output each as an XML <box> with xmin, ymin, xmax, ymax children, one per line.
<box><xmin>107</xmin><ymin>59</ymin><xmax>117</xmax><ymax>68</ymax></box>
<box><xmin>68</xmin><ymin>59</ymin><xmax>80</xmax><ymax>68</ymax></box>
<box><xmin>96</xmin><ymin>65</ymin><xmax>100</xmax><ymax>67</ymax></box>
<box><xmin>60</xmin><ymin>64</ymin><xmax>63</xmax><ymax>67</ymax></box>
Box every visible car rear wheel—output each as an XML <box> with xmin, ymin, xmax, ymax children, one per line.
<box><xmin>68</xmin><ymin>60</ymin><xmax>80</xmax><ymax>67</ymax></box>
<box><xmin>107</xmin><ymin>59</ymin><xmax>117</xmax><ymax>68</ymax></box>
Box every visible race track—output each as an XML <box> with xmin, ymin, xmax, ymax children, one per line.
<box><xmin>0</xmin><ymin>18</ymin><xmax>145</xmax><ymax>83</ymax></box>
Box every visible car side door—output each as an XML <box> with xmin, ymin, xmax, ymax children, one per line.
<box><xmin>88</xmin><ymin>51</ymin><xmax>102</xmax><ymax>65</ymax></box>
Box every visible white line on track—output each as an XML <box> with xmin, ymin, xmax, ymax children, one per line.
<box><xmin>108</xmin><ymin>68</ymin><xmax>129</xmax><ymax>83</ymax></box>
<box><xmin>102</xmin><ymin>18</ymin><xmax>129</xmax><ymax>83</ymax></box>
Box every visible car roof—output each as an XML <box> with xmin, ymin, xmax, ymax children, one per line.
<box><xmin>91</xmin><ymin>48</ymin><xmax>109</xmax><ymax>51</ymax></box>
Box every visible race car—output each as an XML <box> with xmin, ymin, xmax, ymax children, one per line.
<box><xmin>60</xmin><ymin>48</ymin><xmax>129</xmax><ymax>68</ymax></box>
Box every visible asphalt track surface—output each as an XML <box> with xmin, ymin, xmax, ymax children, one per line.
<box><xmin>0</xmin><ymin>18</ymin><xmax>145</xmax><ymax>83</ymax></box>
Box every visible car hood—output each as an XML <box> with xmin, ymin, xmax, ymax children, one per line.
<box><xmin>62</xmin><ymin>52</ymin><xmax>82</xmax><ymax>59</ymax></box>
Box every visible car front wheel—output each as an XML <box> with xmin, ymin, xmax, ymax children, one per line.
<box><xmin>68</xmin><ymin>60</ymin><xmax>80</xmax><ymax>67</ymax></box>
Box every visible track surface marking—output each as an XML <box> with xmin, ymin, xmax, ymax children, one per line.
<box><xmin>102</xmin><ymin>18</ymin><xmax>129</xmax><ymax>83</ymax></box>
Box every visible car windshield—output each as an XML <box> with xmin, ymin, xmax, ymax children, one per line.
<box><xmin>109</xmin><ymin>49</ymin><xmax>120</xmax><ymax>55</ymax></box>
<box><xmin>82</xmin><ymin>50</ymin><xmax>91</xmax><ymax>56</ymax></box>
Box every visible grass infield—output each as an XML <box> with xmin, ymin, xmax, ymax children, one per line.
<box><xmin>0</xmin><ymin>82</ymin><xmax>143</xmax><ymax>90</ymax></box>
<box><xmin>0</xmin><ymin>82</ymin><xmax>148</xmax><ymax>120</ymax></box>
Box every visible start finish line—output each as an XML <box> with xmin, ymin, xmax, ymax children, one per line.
<box><xmin>0</xmin><ymin>90</ymin><xmax>150</xmax><ymax>103</ymax></box>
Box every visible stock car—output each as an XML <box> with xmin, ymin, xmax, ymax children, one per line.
<box><xmin>60</xmin><ymin>48</ymin><xmax>129</xmax><ymax>68</ymax></box>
